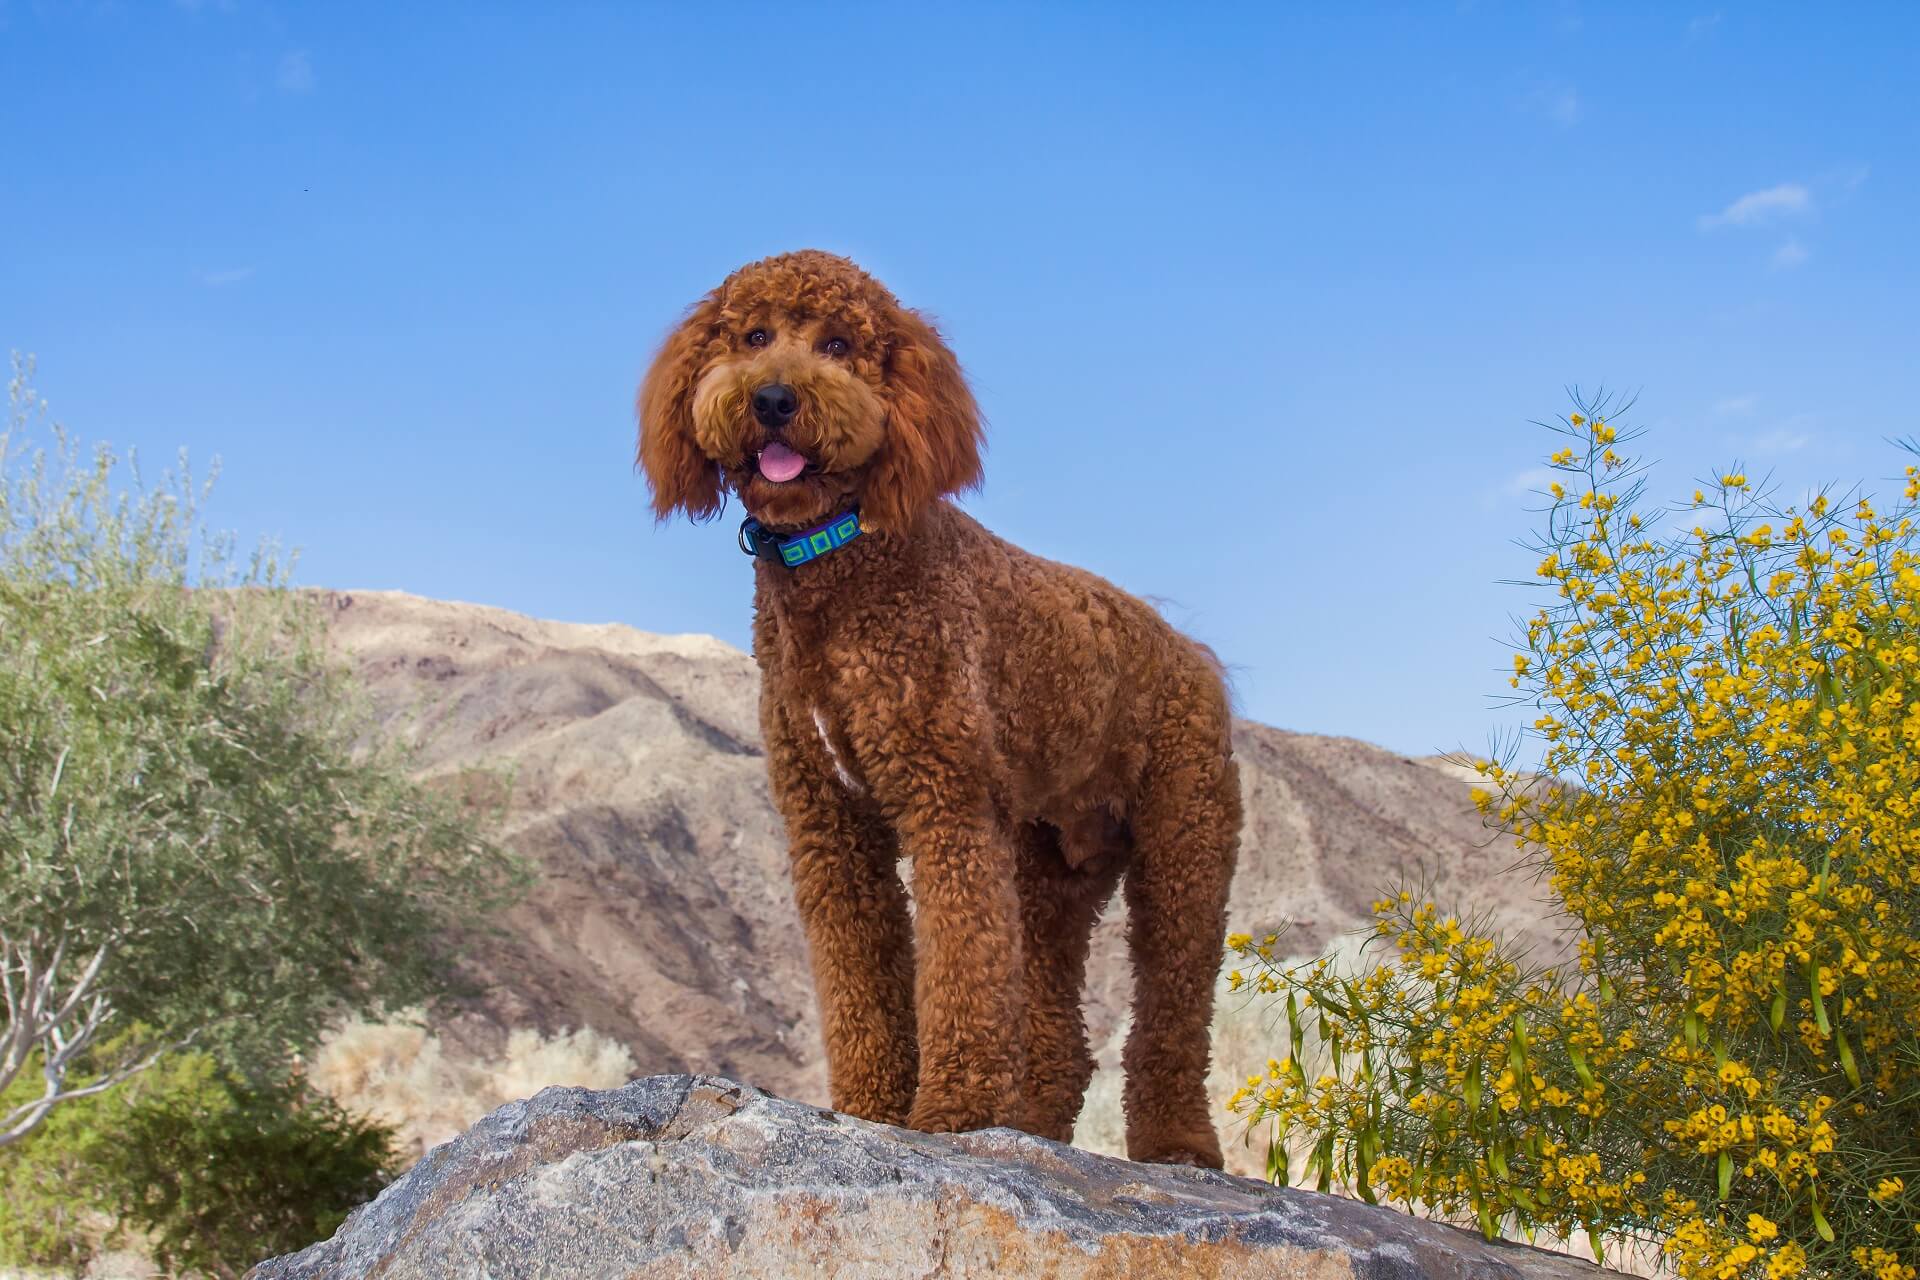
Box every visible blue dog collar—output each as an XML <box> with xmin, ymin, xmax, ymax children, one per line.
<box><xmin>738</xmin><ymin>509</ymin><xmax>864</xmax><ymax>568</ymax></box>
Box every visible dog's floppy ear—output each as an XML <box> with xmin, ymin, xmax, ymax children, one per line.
<box><xmin>865</xmin><ymin>305</ymin><xmax>984</xmax><ymax>535</ymax></box>
<box><xmin>636</xmin><ymin>297</ymin><xmax>725</xmax><ymax>522</ymax></box>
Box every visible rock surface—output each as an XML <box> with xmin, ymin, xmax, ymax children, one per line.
<box><xmin>251</xmin><ymin>1075</ymin><xmax>1619</xmax><ymax>1280</ymax></box>
<box><xmin>320</xmin><ymin>590</ymin><xmax>1569</xmax><ymax>1129</ymax></box>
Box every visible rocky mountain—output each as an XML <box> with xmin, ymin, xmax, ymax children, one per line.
<box><xmin>323</xmin><ymin>590</ymin><xmax>1567</xmax><ymax>1112</ymax></box>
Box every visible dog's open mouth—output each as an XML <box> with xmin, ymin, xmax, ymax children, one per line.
<box><xmin>756</xmin><ymin>441</ymin><xmax>812</xmax><ymax>484</ymax></box>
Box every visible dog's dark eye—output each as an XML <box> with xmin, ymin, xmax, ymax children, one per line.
<box><xmin>820</xmin><ymin>337</ymin><xmax>849</xmax><ymax>358</ymax></box>
<box><xmin>745</xmin><ymin>329</ymin><xmax>771</xmax><ymax>348</ymax></box>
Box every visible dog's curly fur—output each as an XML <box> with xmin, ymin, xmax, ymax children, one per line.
<box><xmin>637</xmin><ymin>251</ymin><xmax>1239</xmax><ymax>1166</ymax></box>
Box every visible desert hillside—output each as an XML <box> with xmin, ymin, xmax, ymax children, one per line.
<box><xmin>322</xmin><ymin>590</ymin><xmax>1567</xmax><ymax>1108</ymax></box>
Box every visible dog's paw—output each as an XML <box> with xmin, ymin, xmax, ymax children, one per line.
<box><xmin>908</xmin><ymin>1091</ymin><xmax>1008</xmax><ymax>1135</ymax></box>
<box><xmin>1145</xmin><ymin>1149</ymin><xmax>1219</xmax><ymax>1170</ymax></box>
<box><xmin>1127</xmin><ymin>1129</ymin><xmax>1226</xmax><ymax>1171</ymax></box>
<box><xmin>831</xmin><ymin>1081</ymin><xmax>917</xmax><ymax>1130</ymax></box>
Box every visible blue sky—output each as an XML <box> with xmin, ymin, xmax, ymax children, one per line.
<box><xmin>3</xmin><ymin>3</ymin><xmax>1915</xmax><ymax>758</ymax></box>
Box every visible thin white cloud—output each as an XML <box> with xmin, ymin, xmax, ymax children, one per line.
<box><xmin>1476</xmin><ymin>464</ymin><xmax>1564</xmax><ymax>513</ymax></box>
<box><xmin>1697</xmin><ymin>183</ymin><xmax>1810</xmax><ymax>230</ymax></box>
<box><xmin>1824</xmin><ymin>164</ymin><xmax>1871</xmax><ymax>205</ymax></box>
<box><xmin>1770</xmin><ymin>239</ymin><xmax>1809</xmax><ymax>269</ymax></box>
<box><xmin>1524</xmin><ymin>81</ymin><xmax>1583</xmax><ymax>126</ymax></box>
<box><xmin>1686</xmin><ymin>12</ymin><xmax>1722</xmax><ymax>39</ymax></box>
<box><xmin>1750</xmin><ymin>425</ymin><xmax>1810</xmax><ymax>454</ymax></box>
<box><xmin>1733</xmin><ymin>413</ymin><xmax>1817</xmax><ymax>456</ymax></box>
<box><xmin>1506</xmin><ymin>466</ymin><xmax>1560</xmax><ymax>497</ymax></box>
<box><xmin>277</xmin><ymin>51</ymin><xmax>315</xmax><ymax>94</ymax></box>
<box><xmin>1713</xmin><ymin>394</ymin><xmax>1758</xmax><ymax>417</ymax></box>
<box><xmin>201</xmin><ymin>267</ymin><xmax>255</xmax><ymax>287</ymax></box>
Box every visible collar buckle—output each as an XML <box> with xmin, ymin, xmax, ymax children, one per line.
<box><xmin>738</xmin><ymin>517</ymin><xmax>784</xmax><ymax>562</ymax></box>
<box><xmin>738</xmin><ymin>510</ymin><xmax>864</xmax><ymax>569</ymax></box>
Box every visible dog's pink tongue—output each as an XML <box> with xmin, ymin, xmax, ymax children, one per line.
<box><xmin>757</xmin><ymin>442</ymin><xmax>807</xmax><ymax>483</ymax></box>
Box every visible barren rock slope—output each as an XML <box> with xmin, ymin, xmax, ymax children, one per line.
<box><xmin>324</xmin><ymin>590</ymin><xmax>1565</xmax><ymax>1106</ymax></box>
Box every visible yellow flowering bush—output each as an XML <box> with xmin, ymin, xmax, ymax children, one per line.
<box><xmin>1229</xmin><ymin>402</ymin><xmax>1920</xmax><ymax>1279</ymax></box>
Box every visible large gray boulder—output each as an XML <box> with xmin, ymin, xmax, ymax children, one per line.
<box><xmin>251</xmin><ymin>1075</ymin><xmax>1619</xmax><ymax>1280</ymax></box>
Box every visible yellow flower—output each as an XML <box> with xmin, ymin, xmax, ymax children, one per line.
<box><xmin>1766</xmin><ymin>1242</ymin><xmax>1807</xmax><ymax>1278</ymax></box>
<box><xmin>1221</xmin><ymin>419</ymin><xmax>1920</xmax><ymax>1277</ymax></box>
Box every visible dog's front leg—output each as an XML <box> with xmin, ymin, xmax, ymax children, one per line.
<box><xmin>873</xmin><ymin>750</ymin><xmax>1023</xmax><ymax>1134</ymax></box>
<box><xmin>766</xmin><ymin>703</ymin><xmax>918</xmax><ymax>1126</ymax></box>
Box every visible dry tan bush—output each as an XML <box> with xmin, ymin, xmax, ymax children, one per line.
<box><xmin>311</xmin><ymin>1012</ymin><xmax>635</xmax><ymax>1160</ymax></box>
<box><xmin>491</xmin><ymin>1027</ymin><xmax>639</xmax><ymax>1109</ymax></box>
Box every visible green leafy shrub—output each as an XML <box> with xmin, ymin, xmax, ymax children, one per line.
<box><xmin>0</xmin><ymin>1061</ymin><xmax>110</xmax><ymax>1269</ymax></box>
<box><xmin>0</xmin><ymin>355</ymin><xmax>524</xmax><ymax>1144</ymax></box>
<box><xmin>1</xmin><ymin>1040</ymin><xmax>395</xmax><ymax>1276</ymax></box>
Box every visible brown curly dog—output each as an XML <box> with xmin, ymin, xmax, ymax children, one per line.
<box><xmin>636</xmin><ymin>250</ymin><xmax>1239</xmax><ymax>1167</ymax></box>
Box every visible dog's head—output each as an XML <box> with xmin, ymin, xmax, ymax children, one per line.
<box><xmin>637</xmin><ymin>250</ymin><xmax>982</xmax><ymax>535</ymax></box>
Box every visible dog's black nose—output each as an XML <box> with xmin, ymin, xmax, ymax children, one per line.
<box><xmin>752</xmin><ymin>383</ymin><xmax>799</xmax><ymax>429</ymax></box>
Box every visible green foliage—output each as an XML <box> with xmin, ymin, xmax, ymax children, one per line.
<box><xmin>0</xmin><ymin>1038</ymin><xmax>396</xmax><ymax>1276</ymax></box>
<box><xmin>0</xmin><ymin>355</ymin><xmax>525</xmax><ymax>1140</ymax></box>
<box><xmin>0</xmin><ymin>1058</ymin><xmax>109</xmax><ymax>1269</ymax></box>
<box><xmin>102</xmin><ymin>1054</ymin><xmax>395</xmax><ymax>1277</ymax></box>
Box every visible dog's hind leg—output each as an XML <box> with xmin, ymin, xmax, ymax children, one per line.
<box><xmin>1121</xmin><ymin>714</ymin><xmax>1240</xmax><ymax>1169</ymax></box>
<box><xmin>1012</xmin><ymin>822</ymin><xmax>1123</xmax><ymax>1142</ymax></box>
